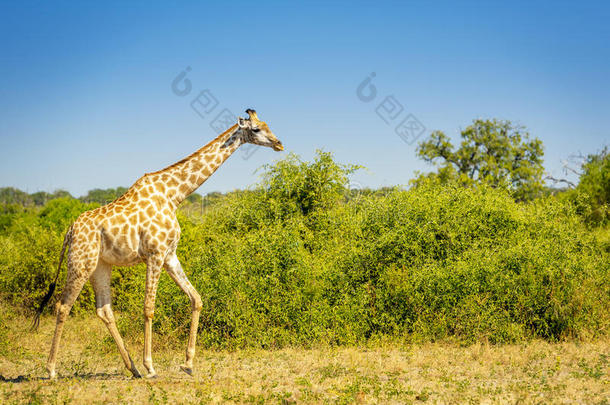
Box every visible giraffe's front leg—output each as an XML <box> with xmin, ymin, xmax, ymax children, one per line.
<box><xmin>164</xmin><ymin>253</ymin><xmax>202</xmax><ymax>376</ymax></box>
<box><xmin>143</xmin><ymin>255</ymin><xmax>164</xmax><ymax>378</ymax></box>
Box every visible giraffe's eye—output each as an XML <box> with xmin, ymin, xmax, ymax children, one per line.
<box><xmin>252</xmin><ymin>128</ymin><xmax>261</xmax><ymax>133</ymax></box>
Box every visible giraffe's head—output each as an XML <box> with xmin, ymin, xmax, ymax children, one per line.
<box><xmin>237</xmin><ymin>109</ymin><xmax>283</xmax><ymax>151</ymax></box>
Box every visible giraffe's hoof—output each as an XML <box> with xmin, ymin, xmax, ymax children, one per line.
<box><xmin>131</xmin><ymin>368</ymin><xmax>142</xmax><ymax>379</ymax></box>
<box><xmin>180</xmin><ymin>365</ymin><xmax>194</xmax><ymax>376</ymax></box>
<box><xmin>145</xmin><ymin>372</ymin><xmax>158</xmax><ymax>379</ymax></box>
<box><xmin>47</xmin><ymin>368</ymin><xmax>57</xmax><ymax>380</ymax></box>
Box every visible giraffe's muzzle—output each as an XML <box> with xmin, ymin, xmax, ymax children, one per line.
<box><xmin>272</xmin><ymin>141</ymin><xmax>284</xmax><ymax>151</ymax></box>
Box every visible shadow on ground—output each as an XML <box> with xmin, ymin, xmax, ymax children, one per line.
<box><xmin>0</xmin><ymin>372</ymin><xmax>128</xmax><ymax>383</ymax></box>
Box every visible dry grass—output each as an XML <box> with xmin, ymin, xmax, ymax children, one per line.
<box><xmin>0</xmin><ymin>305</ymin><xmax>608</xmax><ymax>404</ymax></box>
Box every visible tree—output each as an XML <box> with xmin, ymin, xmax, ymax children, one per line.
<box><xmin>566</xmin><ymin>147</ymin><xmax>610</xmax><ymax>226</ymax></box>
<box><xmin>414</xmin><ymin>119</ymin><xmax>544</xmax><ymax>200</ymax></box>
<box><xmin>0</xmin><ymin>187</ymin><xmax>31</xmax><ymax>205</ymax></box>
<box><xmin>261</xmin><ymin>150</ymin><xmax>361</xmax><ymax>216</ymax></box>
<box><xmin>80</xmin><ymin>187</ymin><xmax>127</xmax><ymax>204</ymax></box>
<box><xmin>30</xmin><ymin>190</ymin><xmax>73</xmax><ymax>206</ymax></box>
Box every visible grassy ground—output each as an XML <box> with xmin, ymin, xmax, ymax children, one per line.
<box><xmin>1</xmin><ymin>305</ymin><xmax>608</xmax><ymax>404</ymax></box>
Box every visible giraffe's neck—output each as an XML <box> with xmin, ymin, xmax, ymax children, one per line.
<box><xmin>159</xmin><ymin>124</ymin><xmax>243</xmax><ymax>207</ymax></box>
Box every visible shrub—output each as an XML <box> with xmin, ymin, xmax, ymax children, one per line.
<box><xmin>562</xmin><ymin>147</ymin><xmax>610</xmax><ymax>226</ymax></box>
<box><xmin>0</xmin><ymin>151</ymin><xmax>607</xmax><ymax>347</ymax></box>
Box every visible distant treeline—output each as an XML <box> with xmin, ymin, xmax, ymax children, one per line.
<box><xmin>0</xmin><ymin>186</ymin><xmax>210</xmax><ymax>207</ymax></box>
<box><xmin>4</xmin><ymin>118</ymin><xmax>608</xmax><ymax>225</ymax></box>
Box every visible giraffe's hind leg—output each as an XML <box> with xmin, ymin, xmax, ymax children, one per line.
<box><xmin>46</xmin><ymin>248</ymin><xmax>97</xmax><ymax>379</ymax></box>
<box><xmin>164</xmin><ymin>252</ymin><xmax>202</xmax><ymax>375</ymax></box>
<box><xmin>90</xmin><ymin>260</ymin><xmax>141</xmax><ymax>378</ymax></box>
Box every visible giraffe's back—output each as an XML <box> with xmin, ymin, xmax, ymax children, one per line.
<box><xmin>70</xmin><ymin>184</ymin><xmax>180</xmax><ymax>267</ymax></box>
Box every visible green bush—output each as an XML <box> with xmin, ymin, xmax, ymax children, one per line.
<box><xmin>562</xmin><ymin>147</ymin><xmax>610</xmax><ymax>226</ymax></box>
<box><xmin>0</xmin><ymin>151</ymin><xmax>608</xmax><ymax>347</ymax></box>
<box><xmin>0</xmin><ymin>198</ymin><xmax>99</xmax><ymax>312</ymax></box>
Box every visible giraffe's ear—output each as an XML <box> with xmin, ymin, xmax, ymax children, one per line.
<box><xmin>237</xmin><ymin>116</ymin><xmax>250</xmax><ymax>129</ymax></box>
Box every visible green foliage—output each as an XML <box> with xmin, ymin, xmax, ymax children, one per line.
<box><xmin>0</xmin><ymin>187</ymin><xmax>73</xmax><ymax>206</ymax></box>
<box><xmin>563</xmin><ymin>147</ymin><xmax>610</xmax><ymax>226</ymax></box>
<box><xmin>260</xmin><ymin>151</ymin><xmax>362</xmax><ymax>216</ymax></box>
<box><xmin>0</xmin><ymin>204</ymin><xmax>26</xmax><ymax>232</ymax></box>
<box><xmin>0</xmin><ymin>187</ymin><xmax>32</xmax><ymax>206</ymax></box>
<box><xmin>80</xmin><ymin>187</ymin><xmax>128</xmax><ymax>204</ymax></box>
<box><xmin>0</xmin><ymin>151</ymin><xmax>607</xmax><ymax>348</ymax></box>
<box><xmin>180</xmin><ymin>191</ymin><xmax>226</xmax><ymax>217</ymax></box>
<box><xmin>415</xmin><ymin>119</ymin><xmax>545</xmax><ymax>200</ymax></box>
<box><xmin>0</xmin><ymin>198</ymin><xmax>99</xmax><ymax>312</ymax></box>
<box><xmin>38</xmin><ymin>198</ymin><xmax>99</xmax><ymax>232</ymax></box>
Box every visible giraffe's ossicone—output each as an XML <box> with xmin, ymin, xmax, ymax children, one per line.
<box><xmin>33</xmin><ymin>109</ymin><xmax>283</xmax><ymax>379</ymax></box>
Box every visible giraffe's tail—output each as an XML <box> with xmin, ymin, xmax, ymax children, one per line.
<box><xmin>30</xmin><ymin>225</ymin><xmax>73</xmax><ymax>331</ymax></box>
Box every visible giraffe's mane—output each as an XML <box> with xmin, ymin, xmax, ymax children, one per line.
<box><xmin>149</xmin><ymin>124</ymin><xmax>239</xmax><ymax>176</ymax></box>
<box><xmin>104</xmin><ymin>124</ymin><xmax>237</xmax><ymax>203</ymax></box>
<box><xmin>106</xmin><ymin>124</ymin><xmax>239</xmax><ymax>206</ymax></box>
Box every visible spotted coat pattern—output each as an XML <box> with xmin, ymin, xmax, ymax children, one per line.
<box><xmin>45</xmin><ymin>110</ymin><xmax>282</xmax><ymax>379</ymax></box>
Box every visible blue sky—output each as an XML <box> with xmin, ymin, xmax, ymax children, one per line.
<box><xmin>1</xmin><ymin>1</ymin><xmax>608</xmax><ymax>197</ymax></box>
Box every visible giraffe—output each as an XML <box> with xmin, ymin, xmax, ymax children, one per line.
<box><xmin>32</xmin><ymin>109</ymin><xmax>283</xmax><ymax>379</ymax></box>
